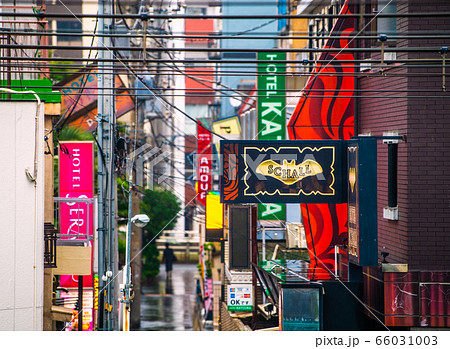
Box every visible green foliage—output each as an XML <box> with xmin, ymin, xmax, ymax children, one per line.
<box><xmin>116</xmin><ymin>177</ymin><xmax>130</xmax><ymax>220</ymax></box>
<box><xmin>142</xmin><ymin>244</ymin><xmax>160</xmax><ymax>280</ymax></box>
<box><xmin>197</xmin><ymin>260</ymin><xmax>212</xmax><ymax>279</ymax></box>
<box><xmin>140</xmin><ymin>186</ymin><xmax>181</xmax><ymax>281</ymax></box>
<box><xmin>49</xmin><ymin>60</ymin><xmax>78</xmax><ymax>84</ymax></box>
<box><xmin>205</xmin><ymin>260</ymin><xmax>212</xmax><ymax>278</ymax></box>
<box><xmin>118</xmin><ymin>232</ymin><xmax>126</xmax><ymax>269</ymax></box>
<box><xmin>117</xmin><ymin>185</ymin><xmax>181</xmax><ymax>283</ymax></box>
<box><xmin>204</xmin><ymin>242</ymin><xmax>214</xmax><ymax>252</ymax></box>
<box><xmin>56</xmin><ymin>126</ymin><xmax>92</xmax><ymax>144</ymax></box>
<box><xmin>140</xmin><ymin>186</ymin><xmax>181</xmax><ymax>235</ymax></box>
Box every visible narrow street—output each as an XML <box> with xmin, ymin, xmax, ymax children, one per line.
<box><xmin>138</xmin><ymin>263</ymin><xmax>203</xmax><ymax>331</ymax></box>
<box><xmin>2</xmin><ymin>0</ymin><xmax>450</xmax><ymax>337</ymax></box>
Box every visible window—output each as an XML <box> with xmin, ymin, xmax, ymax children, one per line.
<box><xmin>185</xmin><ymin>7</ymin><xmax>206</xmax><ymax>15</ymax></box>
<box><xmin>377</xmin><ymin>0</ymin><xmax>397</xmax><ymax>38</ymax></box>
<box><xmin>57</xmin><ymin>20</ymin><xmax>82</xmax><ymax>42</ymax></box>
<box><xmin>365</xmin><ymin>0</ymin><xmax>397</xmax><ymax>45</ymax></box>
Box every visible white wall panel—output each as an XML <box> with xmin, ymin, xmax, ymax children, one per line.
<box><xmin>0</xmin><ymin>101</ymin><xmax>44</xmax><ymax>330</ymax></box>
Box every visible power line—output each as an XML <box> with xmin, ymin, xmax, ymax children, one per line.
<box><xmin>6</xmin><ymin>11</ymin><xmax>450</xmax><ymax>19</ymax></box>
<box><xmin>4</xmin><ymin>42</ymin><xmax>450</xmax><ymax>54</ymax></box>
<box><xmin>4</xmin><ymin>27</ymin><xmax>450</xmax><ymax>39</ymax></box>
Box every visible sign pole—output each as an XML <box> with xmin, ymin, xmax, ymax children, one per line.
<box><xmin>97</xmin><ymin>0</ymin><xmax>115</xmax><ymax>330</ymax></box>
<box><xmin>251</xmin><ymin>205</ymin><xmax>258</xmax><ymax>329</ymax></box>
<box><xmin>77</xmin><ymin>275</ymin><xmax>83</xmax><ymax>331</ymax></box>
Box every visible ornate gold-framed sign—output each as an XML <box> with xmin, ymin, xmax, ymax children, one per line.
<box><xmin>221</xmin><ymin>140</ymin><xmax>346</xmax><ymax>204</ymax></box>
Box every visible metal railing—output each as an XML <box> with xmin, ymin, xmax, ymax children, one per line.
<box><xmin>156</xmin><ymin>230</ymin><xmax>200</xmax><ymax>249</ymax></box>
<box><xmin>54</xmin><ymin>197</ymin><xmax>95</xmax><ymax>245</ymax></box>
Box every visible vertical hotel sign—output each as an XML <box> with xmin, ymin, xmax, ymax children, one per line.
<box><xmin>59</xmin><ymin>141</ymin><xmax>94</xmax><ymax>330</ymax></box>
<box><xmin>197</xmin><ymin>123</ymin><xmax>212</xmax><ymax>207</ymax></box>
<box><xmin>257</xmin><ymin>52</ymin><xmax>286</xmax><ymax>220</ymax></box>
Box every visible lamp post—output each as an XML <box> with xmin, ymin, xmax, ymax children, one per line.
<box><xmin>121</xmin><ymin>184</ymin><xmax>149</xmax><ymax>331</ymax></box>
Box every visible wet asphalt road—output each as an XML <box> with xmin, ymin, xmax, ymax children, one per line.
<box><xmin>138</xmin><ymin>263</ymin><xmax>200</xmax><ymax>331</ymax></box>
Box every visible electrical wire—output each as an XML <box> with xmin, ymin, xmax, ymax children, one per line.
<box><xmin>22</xmin><ymin>0</ymin><xmax>446</xmax><ymax>332</ymax></box>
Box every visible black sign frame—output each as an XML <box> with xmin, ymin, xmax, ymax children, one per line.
<box><xmin>347</xmin><ymin>137</ymin><xmax>378</xmax><ymax>266</ymax></box>
<box><xmin>220</xmin><ymin>140</ymin><xmax>346</xmax><ymax>204</ymax></box>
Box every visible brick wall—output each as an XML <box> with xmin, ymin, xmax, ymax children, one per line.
<box><xmin>358</xmin><ymin>1</ymin><xmax>450</xmax><ymax>270</ymax></box>
<box><xmin>359</xmin><ymin>67</ymin><xmax>409</xmax><ymax>264</ymax></box>
<box><xmin>406</xmin><ymin>1</ymin><xmax>450</xmax><ymax>270</ymax></box>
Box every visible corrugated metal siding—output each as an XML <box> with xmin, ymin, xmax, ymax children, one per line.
<box><xmin>220</xmin><ymin>302</ymin><xmax>243</xmax><ymax>331</ymax></box>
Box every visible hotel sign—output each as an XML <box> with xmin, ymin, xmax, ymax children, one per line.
<box><xmin>221</xmin><ymin>140</ymin><xmax>346</xmax><ymax>204</ymax></box>
<box><xmin>257</xmin><ymin>51</ymin><xmax>286</xmax><ymax>141</ymax></box>
<box><xmin>59</xmin><ymin>141</ymin><xmax>94</xmax><ymax>241</ymax></box>
<box><xmin>59</xmin><ymin>141</ymin><xmax>94</xmax><ymax>289</ymax></box>
<box><xmin>257</xmin><ymin>52</ymin><xmax>286</xmax><ymax>219</ymax></box>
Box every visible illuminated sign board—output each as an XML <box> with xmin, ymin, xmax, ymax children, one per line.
<box><xmin>221</xmin><ymin>140</ymin><xmax>345</xmax><ymax>204</ymax></box>
<box><xmin>347</xmin><ymin>137</ymin><xmax>377</xmax><ymax>266</ymax></box>
<box><xmin>59</xmin><ymin>142</ymin><xmax>94</xmax><ymax>241</ymax></box>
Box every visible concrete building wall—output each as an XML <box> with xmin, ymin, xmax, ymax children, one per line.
<box><xmin>0</xmin><ymin>101</ymin><xmax>45</xmax><ymax>330</ymax></box>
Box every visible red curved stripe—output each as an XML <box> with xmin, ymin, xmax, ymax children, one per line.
<box><xmin>288</xmin><ymin>0</ymin><xmax>355</xmax><ymax>280</ymax></box>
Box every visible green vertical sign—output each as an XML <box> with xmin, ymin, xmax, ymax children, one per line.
<box><xmin>257</xmin><ymin>52</ymin><xmax>286</xmax><ymax>220</ymax></box>
<box><xmin>257</xmin><ymin>52</ymin><xmax>286</xmax><ymax>140</ymax></box>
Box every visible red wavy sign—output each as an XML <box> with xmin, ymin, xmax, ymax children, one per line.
<box><xmin>287</xmin><ymin>0</ymin><xmax>355</xmax><ymax>280</ymax></box>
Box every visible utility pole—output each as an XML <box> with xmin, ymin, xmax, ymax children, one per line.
<box><xmin>130</xmin><ymin>187</ymin><xmax>141</xmax><ymax>329</ymax></box>
<box><xmin>97</xmin><ymin>0</ymin><xmax>116</xmax><ymax>331</ymax></box>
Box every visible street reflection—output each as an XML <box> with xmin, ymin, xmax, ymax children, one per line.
<box><xmin>139</xmin><ymin>264</ymin><xmax>197</xmax><ymax>331</ymax></box>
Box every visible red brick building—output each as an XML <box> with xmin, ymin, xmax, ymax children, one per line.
<box><xmin>358</xmin><ymin>1</ymin><xmax>450</xmax><ymax>328</ymax></box>
<box><xmin>288</xmin><ymin>0</ymin><xmax>449</xmax><ymax>329</ymax></box>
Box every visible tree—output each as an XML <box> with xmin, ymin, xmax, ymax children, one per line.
<box><xmin>139</xmin><ymin>186</ymin><xmax>181</xmax><ymax>283</ymax></box>
<box><xmin>49</xmin><ymin>60</ymin><xmax>78</xmax><ymax>84</ymax></box>
<box><xmin>116</xmin><ymin>184</ymin><xmax>181</xmax><ymax>283</ymax></box>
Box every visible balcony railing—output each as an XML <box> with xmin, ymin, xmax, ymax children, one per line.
<box><xmin>0</xmin><ymin>5</ymin><xmax>49</xmax><ymax>80</ymax></box>
<box><xmin>156</xmin><ymin>230</ymin><xmax>200</xmax><ymax>251</ymax></box>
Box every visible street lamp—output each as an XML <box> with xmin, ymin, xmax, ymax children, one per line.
<box><xmin>121</xmin><ymin>205</ymin><xmax>150</xmax><ymax>331</ymax></box>
<box><xmin>131</xmin><ymin>214</ymin><xmax>150</xmax><ymax>228</ymax></box>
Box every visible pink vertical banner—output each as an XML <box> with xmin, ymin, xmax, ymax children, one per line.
<box><xmin>59</xmin><ymin>141</ymin><xmax>94</xmax><ymax>239</ymax></box>
<box><xmin>197</xmin><ymin>123</ymin><xmax>212</xmax><ymax>207</ymax></box>
<box><xmin>59</xmin><ymin>141</ymin><xmax>94</xmax><ymax>289</ymax></box>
